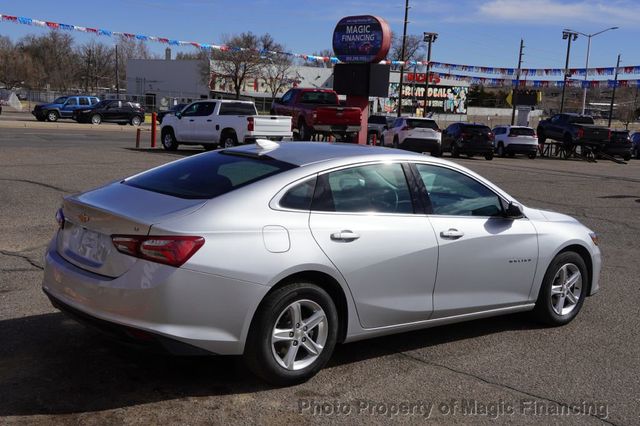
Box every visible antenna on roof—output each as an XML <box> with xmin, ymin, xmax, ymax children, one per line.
<box><xmin>255</xmin><ymin>139</ymin><xmax>280</xmax><ymax>154</ymax></box>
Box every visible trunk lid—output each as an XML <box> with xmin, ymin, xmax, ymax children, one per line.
<box><xmin>315</xmin><ymin>107</ymin><xmax>361</xmax><ymax>126</ymax></box>
<box><xmin>57</xmin><ymin>182</ymin><xmax>206</xmax><ymax>277</ymax></box>
<box><xmin>250</xmin><ymin>115</ymin><xmax>293</xmax><ymax>138</ymax></box>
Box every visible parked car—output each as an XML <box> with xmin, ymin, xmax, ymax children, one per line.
<box><xmin>631</xmin><ymin>132</ymin><xmax>640</xmax><ymax>159</ymax></box>
<box><xmin>32</xmin><ymin>95</ymin><xmax>100</xmax><ymax>122</ymax></box>
<box><xmin>157</xmin><ymin>103</ymin><xmax>187</xmax><ymax>124</ymax></box>
<box><xmin>367</xmin><ymin>114</ymin><xmax>394</xmax><ymax>144</ymax></box>
<box><xmin>537</xmin><ymin>113</ymin><xmax>610</xmax><ymax>151</ymax></box>
<box><xmin>43</xmin><ymin>141</ymin><xmax>601</xmax><ymax>385</ymax></box>
<box><xmin>73</xmin><ymin>100</ymin><xmax>145</xmax><ymax>126</ymax></box>
<box><xmin>492</xmin><ymin>125</ymin><xmax>538</xmax><ymax>159</ymax></box>
<box><xmin>381</xmin><ymin>117</ymin><xmax>442</xmax><ymax>155</ymax></box>
<box><xmin>600</xmin><ymin>130</ymin><xmax>632</xmax><ymax>161</ymax></box>
<box><xmin>161</xmin><ymin>100</ymin><xmax>292</xmax><ymax>151</ymax></box>
<box><xmin>271</xmin><ymin>88</ymin><xmax>361</xmax><ymax>141</ymax></box>
<box><xmin>442</xmin><ymin>123</ymin><xmax>495</xmax><ymax>160</ymax></box>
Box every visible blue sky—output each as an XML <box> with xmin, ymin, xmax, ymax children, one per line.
<box><xmin>0</xmin><ymin>0</ymin><xmax>638</xmax><ymax>70</ymax></box>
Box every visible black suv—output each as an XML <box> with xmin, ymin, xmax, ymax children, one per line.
<box><xmin>73</xmin><ymin>100</ymin><xmax>145</xmax><ymax>126</ymax></box>
<box><xmin>601</xmin><ymin>130</ymin><xmax>632</xmax><ymax>161</ymax></box>
<box><xmin>442</xmin><ymin>123</ymin><xmax>495</xmax><ymax>160</ymax></box>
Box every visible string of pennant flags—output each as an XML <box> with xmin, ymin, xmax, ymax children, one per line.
<box><xmin>2</xmin><ymin>13</ymin><xmax>640</xmax><ymax>88</ymax></box>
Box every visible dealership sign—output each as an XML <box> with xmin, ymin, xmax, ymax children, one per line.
<box><xmin>332</xmin><ymin>15</ymin><xmax>391</xmax><ymax>63</ymax></box>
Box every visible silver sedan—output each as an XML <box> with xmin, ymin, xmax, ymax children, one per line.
<box><xmin>42</xmin><ymin>141</ymin><xmax>601</xmax><ymax>385</ymax></box>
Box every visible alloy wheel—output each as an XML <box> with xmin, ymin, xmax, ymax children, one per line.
<box><xmin>271</xmin><ymin>299</ymin><xmax>328</xmax><ymax>371</ymax></box>
<box><xmin>550</xmin><ymin>263</ymin><xmax>582</xmax><ymax>316</ymax></box>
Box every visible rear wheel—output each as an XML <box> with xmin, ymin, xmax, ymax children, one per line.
<box><xmin>161</xmin><ymin>128</ymin><xmax>179</xmax><ymax>151</ymax></box>
<box><xmin>497</xmin><ymin>142</ymin><xmax>505</xmax><ymax>157</ymax></box>
<box><xmin>298</xmin><ymin>119</ymin><xmax>311</xmax><ymax>141</ymax></box>
<box><xmin>90</xmin><ymin>114</ymin><xmax>102</xmax><ymax>125</ymax></box>
<box><xmin>221</xmin><ymin>131</ymin><xmax>238</xmax><ymax>148</ymax></box>
<box><xmin>534</xmin><ymin>251</ymin><xmax>587</xmax><ymax>326</ymax></box>
<box><xmin>451</xmin><ymin>143</ymin><xmax>460</xmax><ymax>158</ymax></box>
<box><xmin>484</xmin><ymin>152</ymin><xmax>494</xmax><ymax>160</ymax></box>
<box><xmin>130</xmin><ymin>116</ymin><xmax>142</xmax><ymax>126</ymax></box>
<box><xmin>46</xmin><ymin>111</ymin><xmax>59</xmax><ymax>122</ymax></box>
<box><xmin>244</xmin><ymin>282</ymin><xmax>338</xmax><ymax>386</ymax></box>
<box><xmin>528</xmin><ymin>152</ymin><xmax>537</xmax><ymax>159</ymax></box>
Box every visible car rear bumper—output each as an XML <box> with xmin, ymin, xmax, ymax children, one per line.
<box><xmin>400</xmin><ymin>138</ymin><xmax>440</xmax><ymax>153</ymax></box>
<box><xmin>459</xmin><ymin>143</ymin><xmax>494</xmax><ymax>154</ymax></box>
<box><xmin>314</xmin><ymin>125</ymin><xmax>361</xmax><ymax>133</ymax></box>
<box><xmin>504</xmin><ymin>143</ymin><xmax>538</xmax><ymax>154</ymax></box>
<box><xmin>42</xmin><ymin>240</ymin><xmax>268</xmax><ymax>355</ymax></box>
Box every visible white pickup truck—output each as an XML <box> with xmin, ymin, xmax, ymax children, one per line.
<box><xmin>160</xmin><ymin>100</ymin><xmax>292</xmax><ymax>151</ymax></box>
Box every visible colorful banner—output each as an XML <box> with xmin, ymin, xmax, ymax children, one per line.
<box><xmin>2</xmin><ymin>13</ymin><xmax>640</xmax><ymax>81</ymax></box>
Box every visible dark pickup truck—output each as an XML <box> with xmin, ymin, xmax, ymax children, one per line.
<box><xmin>271</xmin><ymin>88</ymin><xmax>361</xmax><ymax>141</ymax></box>
<box><xmin>537</xmin><ymin>113</ymin><xmax>610</xmax><ymax>150</ymax></box>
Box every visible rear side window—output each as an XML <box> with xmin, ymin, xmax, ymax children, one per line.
<box><xmin>406</xmin><ymin>119</ymin><xmax>439</xmax><ymax>130</ymax></box>
<box><xmin>124</xmin><ymin>152</ymin><xmax>296</xmax><ymax>199</ymax></box>
<box><xmin>568</xmin><ymin>116</ymin><xmax>595</xmax><ymax>125</ymax></box>
<box><xmin>312</xmin><ymin>163</ymin><xmax>413</xmax><ymax>214</ymax></box>
<box><xmin>280</xmin><ymin>177</ymin><xmax>317</xmax><ymax>210</ymax></box>
<box><xmin>300</xmin><ymin>91</ymin><xmax>338</xmax><ymax>105</ymax></box>
<box><xmin>219</xmin><ymin>102</ymin><xmax>257</xmax><ymax>116</ymax></box>
<box><xmin>79</xmin><ymin>98</ymin><xmax>89</xmax><ymax>106</ymax></box>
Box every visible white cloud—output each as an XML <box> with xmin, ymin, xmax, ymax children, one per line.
<box><xmin>477</xmin><ymin>0</ymin><xmax>640</xmax><ymax>25</ymax></box>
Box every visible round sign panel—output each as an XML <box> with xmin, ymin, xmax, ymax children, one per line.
<box><xmin>332</xmin><ymin>15</ymin><xmax>391</xmax><ymax>63</ymax></box>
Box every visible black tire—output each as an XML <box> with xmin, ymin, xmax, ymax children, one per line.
<box><xmin>244</xmin><ymin>282</ymin><xmax>339</xmax><ymax>386</ymax></box>
<box><xmin>451</xmin><ymin>143</ymin><xmax>460</xmax><ymax>158</ymax></box>
<box><xmin>90</xmin><ymin>114</ymin><xmax>102</xmax><ymax>125</ymax></box>
<box><xmin>130</xmin><ymin>115</ymin><xmax>142</xmax><ymax>126</ymax></box>
<box><xmin>299</xmin><ymin>119</ymin><xmax>311</xmax><ymax>141</ymax></box>
<box><xmin>221</xmin><ymin>131</ymin><xmax>238</xmax><ymax>148</ymax></box>
<box><xmin>161</xmin><ymin>128</ymin><xmax>179</xmax><ymax>151</ymax></box>
<box><xmin>528</xmin><ymin>152</ymin><xmax>537</xmax><ymax>159</ymax></box>
<box><xmin>46</xmin><ymin>110</ymin><xmax>59</xmax><ymax>122</ymax></box>
<box><xmin>623</xmin><ymin>153</ymin><xmax>631</xmax><ymax>162</ymax></box>
<box><xmin>534</xmin><ymin>251</ymin><xmax>588</xmax><ymax>326</ymax></box>
<box><xmin>484</xmin><ymin>152</ymin><xmax>494</xmax><ymax>160</ymax></box>
<box><xmin>497</xmin><ymin>142</ymin><xmax>505</xmax><ymax>157</ymax></box>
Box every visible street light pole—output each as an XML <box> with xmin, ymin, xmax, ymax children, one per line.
<box><xmin>422</xmin><ymin>32</ymin><xmax>438</xmax><ymax>118</ymax></box>
<box><xmin>560</xmin><ymin>30</ymin><xmax>578</xmax><ymax>113</ymax></box>
<box><xmin>397</xmin><ymin>0</ymin><xmax>410</xmax><ymax>118</ymax></box>
<box><xmin>115</xmin><ymin>44</ymin><xmax>120</xmax><ymax>99</ymax></box>
<box><xmin>565</xmin><ymin>27</ymin><xmax>619</xmax><ymax>115</ymax></box>
<box><xmin>511</xmin><ymin>38</ymin><xmax>524</xmax><ymax>125</ymax></box>
<box><xmin>608</xmin><ymin>53</ymin><xmax>621</xmax><ymax>128</ymax></box>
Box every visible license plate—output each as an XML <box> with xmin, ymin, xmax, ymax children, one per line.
<box><xmin>68</xmin><ymin>226</ymin><xmax>110</xmax><ymax>264</ymax></box>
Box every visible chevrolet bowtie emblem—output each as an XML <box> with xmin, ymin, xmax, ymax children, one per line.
<box><xmin>78</xmin><ymin>213</ymin><xmax>90</xmax><ymax>223</ymax></box>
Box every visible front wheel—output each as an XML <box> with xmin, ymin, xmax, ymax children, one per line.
<box><xmin>244</xmin><ymin>283</ymin><xmax>339</xmax><ymax>386</ymax></box>
<box><xmin>130</xmin><ymin>116</ymin><xmax>142</xmax><ymax>126</ymax></box>
<box><xmin>90</xmin><ymin>114</ymin><xmax>102</xmax><ymax>125</ymax></box>
<box><xmin>534</xmin><ymin>251</ymin><xmax>588</xmax><ymax>326</ymax></box>
<box><xmin>46</xmin><ymin>111</ymin><xmax>59</xmax><ymax>122</ymax></box>
<box><xmin>161</xmin><ymin>129</ymin><xmax>179</xmax><ymax>151</ymax></box>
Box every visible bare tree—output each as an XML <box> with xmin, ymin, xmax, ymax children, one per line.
<box><xmin>76</xmin><ymin>41</ymin><xmax>114</xmax><ymax>91</ymax></box>
<box><xmin>262</xmin><ymin>53</ymin><xmax>293</xmax><ymax>104</ymax></box>
<box><xmin>212</xmin><ymin>32</ymin><xmax>277</xmax><ymax>99</ymax></box>
<box><xmin>116</xmin><ymin>38</ymin><xmax>153</xmax><ymax>87</ymax></box>
<box><xmin>389</xmin><ymin>33</ymin><xmax>424</xmax><ymax>69</ymax></box>
<box><xmin>0</xmin><ymin>36</ymin><xmax>43</xmax><ymax>89</ymax></box>
<box><xmin>18</xmin><ymin>31</ymin><xmax>77</xmax><ymax>90</ymax></box>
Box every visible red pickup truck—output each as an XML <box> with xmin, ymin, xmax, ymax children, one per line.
<box><xmin>271</xmin><ymin>88</ymin><xmax>361</xmax><ymax>141</ymax></box>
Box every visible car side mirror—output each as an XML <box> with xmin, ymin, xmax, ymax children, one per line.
<box><xmin>505</xmin><ymin>201</ymin><xmax>524</xmax><ymax>219</ymax></box>
<box><xmin>175</xmin><ymin>112</ymin><xmax>182</xmax><ymax>119</ymax></box>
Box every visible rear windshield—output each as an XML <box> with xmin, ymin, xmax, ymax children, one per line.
<box><xmin>300</xmin><ymin>91</ymin><xmax>339</xmax><ymax>105</ymax></box>
<box><xmin>407</xmin><ymin>119</ymin><xmax>439</xmax><ymax>130</ymax></box>
<box><xmin>368</xmin><ymin>115</ymin><xmax>389</xmax><ymax>124</ymax></box>
<box><xmin>568</xmin><ymin>116</ymin><xmax>595</xmax><ymax>125</ymax></box>
<box><xmin>509</xmin><ymin>127</ymin><xmax>535</xmax><ymax>136</ymax></box>
<box><xmin>124</xmin><ymin>152</ymin><xmax>296</xmax><ymax>199</ymax></box>
<box><xmin>462</xmin><ymin>125</ymin><xmax>491</xmax><ymax>134</ymax></box>
<box><xmin>218</xmin><ymin>102</ymin><xmax>257</xmax><ymax>116</ymax></box>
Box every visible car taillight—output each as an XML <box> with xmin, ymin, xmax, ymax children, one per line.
<box><xmin>461</xmin><ymin>132</ymin><xmax>471</xmax><ymax>139</ymax></box>
<box><xmin>577</xmin><ymin>128</ymin><xmax>585</xmax><ymax>139</ymax></box>
<box><xmin>247</xmin><ymin>117</ymin><xmax>254</xmax><ymax>132</ymax></box>
<box><xmin>112</xmin><ymin>235</ymin><xmax>205</xmax><ymax>267</ymax></box>
<box><xmin>488</xmin><ymin>132</ymin><xmax>495</xmax><ymax>141</ymax></box>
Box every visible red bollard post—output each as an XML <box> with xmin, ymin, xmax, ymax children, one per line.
<box><xmin>135</xmin><ymin>128</ymin><xmax>141</xmax><ymax>148</ymax></box>
<box><xmin>151</xmin><ymin>112</ymin><xmax>157</xmax><ymax>148</ymax></box>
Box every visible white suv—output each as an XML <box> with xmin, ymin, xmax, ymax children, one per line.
<box><xmin>381</xmin><ymin>117</ymin><xmax>442</xmax><ymax>156</ymax></box>
<box><xmin>492</xmin><ymin>125</ymin><xmax>538</xmax><ymax>159</ymax></box>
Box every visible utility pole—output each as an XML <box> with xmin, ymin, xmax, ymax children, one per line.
<box><xmin>608</xmin><ymin>54</ymin><xmax>621</xmax><ymax>128</ymax></box>
<box><xmin>412</xmin><ymin>62</ymin><xmax>418</xmax><ymax>115</ymax></box>
<box><xmin>511</xmin><ymin>38</ymin><xmax>524</xmax><ymax>125</ymax></box>
<box><xmin>422</xmin><ymin>32</ymin><xmax>438</xmax><ymax>118</ymax></box>
<box><xmin>397</xmin><ymin>0</ymin><xmax>410</xmax><ymax>117</ymax></box>
<box><xmin>115</xmin><ymin>44</ymin><xmax>120</xmax><ymax>99</ymax></box>
<box><xmin>560</xmin><ymin>30</ymin><xmax>578</xmax><ymax>113</ymax></box>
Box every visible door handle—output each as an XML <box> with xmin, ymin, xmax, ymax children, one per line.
<box><xmin>207</xmin><ymin>119</ymin><xmax>212</xmax><ymax>122</ymax></box>
<box><xmin>330</xmin><ymin>230</ymin><xmax>360</xmax><ymax>242</ymax></box>
<box><xmin>189</xmin><ymin>119</ymin><xmax>195</xmax><ymax>122</ymax></box>
<box><xmin>440</xmin><ymin>228</ymin><xmax>464</xmax><ymax>239</ymax></box>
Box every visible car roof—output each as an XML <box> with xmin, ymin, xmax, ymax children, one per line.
<box><xmin>226</xmin><ymin>142</ymin><xmax>432</xmax><ymax>167</ymax></box>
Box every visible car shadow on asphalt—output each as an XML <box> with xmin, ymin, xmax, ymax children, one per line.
<box><xmin>0</xmin><ymin>311</ymin><xmax>544</xmax><ymax>416</ymax></box>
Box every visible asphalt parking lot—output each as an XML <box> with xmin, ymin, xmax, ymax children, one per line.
<box><xmin>1</xmin><ymin>123</ymin><xmax>639</xmax><ymax>425</ymax></box>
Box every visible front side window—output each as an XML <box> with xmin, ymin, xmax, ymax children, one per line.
<box><xmin>65</xmin><ymin>98</ymin><xmax>78</xmax><ymax>106</ymax></box>
<box><xmin>312</xmin><ymin>163</ymin><xmax>413</xmax><ymax>214</ymax></box>
<box><xmin>181</xmin><ymin>103</ymin><xmax>199</xmax><ymax>117</ymax></box>
<box><xmin>415</xmin><ymin>164</ymin><xmax>503</xmax><ymax>217</ymax></box>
